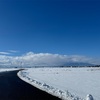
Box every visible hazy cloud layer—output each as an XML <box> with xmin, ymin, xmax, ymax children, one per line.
<box><xmin>0</xmin><ymin>52</ymin><xmax>99</xmax><ymax>67</ymax></box>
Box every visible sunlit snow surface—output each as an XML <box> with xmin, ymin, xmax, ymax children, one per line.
<box><xmin>18</xmin><ymin>67</ymin><xmax>100</xmax><ymax>100</ymax></box>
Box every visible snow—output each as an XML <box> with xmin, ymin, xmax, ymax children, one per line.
<box><xmin>86</xmin><ymin>94</ymin><xmax>94</xmax><ymax>100</ymax></box>
<box><xmin>18</xmin><ymin>67</ymin><xmax>100</xmax><ymax>100</ymax></box>
<box><xmin>0</xmin><ymin>68</ymin><xmax>20</xmax><ymax>72</ymax></box>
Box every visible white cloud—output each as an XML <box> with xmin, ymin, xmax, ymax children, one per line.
<box><xmin>0</xmin><ymin>52</ymin><xmax>10</xmax><ymax>55</ymax></box>
<box><xmin>0</xmin><ymin>50</ymin><xmax>19</xmax><ymax>55</ymax></box>
<box><xmin>0</xmin><ymin>52</ymin><xmax>99</xmax><ymax>67</ymax></box>
<box><xmin>8</xmin><ymin>50</ymin><xmax>19</xmax><ymax>53</ymax></box>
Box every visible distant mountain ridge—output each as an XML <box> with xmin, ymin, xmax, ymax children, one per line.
<box><xmin>62</xmin><ymin>62</ymin><xmax>95</xmax><ymax>67</ymax></box>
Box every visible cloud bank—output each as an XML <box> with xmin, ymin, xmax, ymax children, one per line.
<box><xmin>0</xmin><ymin>52</ymin><xmax>99</xmax><ymax>67</ymax></box>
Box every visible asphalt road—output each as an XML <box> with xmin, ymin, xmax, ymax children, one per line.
<box><xmin>0</xmin><ymin>70</ymin><xmax>61</xmax><ymax>100</ymax></box>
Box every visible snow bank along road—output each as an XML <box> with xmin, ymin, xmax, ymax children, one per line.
<box><xmin>18</xmin><ymin>67</ymin><xmax>100</xmax><ymax>100</ymax></box>
<box><xmin>0</xmin><ymin>70</ymin><xmax>61</xmax><ymax>100</ymax></box>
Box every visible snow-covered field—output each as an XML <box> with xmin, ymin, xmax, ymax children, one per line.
<box><xmin>0</xmin><ymin>68</ymin><xmax>20</xmax><ymax>72</ymax></box>
<box><xmin>18</xmin><ymin>67</ymin><xmax>100</xmax><ymax>100</ymax></box>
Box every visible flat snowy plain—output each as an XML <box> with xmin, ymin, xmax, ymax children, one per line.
<box><xmin>18</xmin><ymin>67</ymin><xmax>100</xmax><ymax>100</ymax></box>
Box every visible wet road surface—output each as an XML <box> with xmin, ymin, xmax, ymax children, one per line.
<box><xmin>0</xmin><ymin>71</ymin><xmax>61</xmax><ymax>100</ymax></box>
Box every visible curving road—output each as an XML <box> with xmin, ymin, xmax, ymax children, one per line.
<box><xmin>0</xmin><ymin>70</ymin><xmax>61</xmax><ymax>100</ymax></box>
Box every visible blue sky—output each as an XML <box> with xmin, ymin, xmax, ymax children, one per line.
<box><xmin>0</xmin><ymin>0</ymin><xmax>100</xmax><ymax>58</ymax></box>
